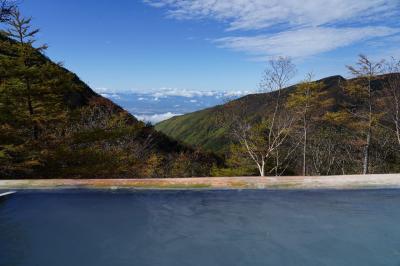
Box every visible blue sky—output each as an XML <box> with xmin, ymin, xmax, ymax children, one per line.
<box><xmin>19</xmin><ymin>0</ymin><xmax>400</xmax><ymax>93</ymax></box>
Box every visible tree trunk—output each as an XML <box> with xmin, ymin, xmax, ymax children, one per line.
<box><xmin>26</xmin><ymin>78</ymin><xmax>38</xmax><ymax>140</ymax></box>
<box><xmin>394</xmin><ymin>94</ymin><xmax>400</xmax><ymax>146</ymax></box>
<box><xmin>396</xmin><ymin>120</ymin><xmax>400</xmax><ymax>146</ymax></box>
<box><xmin>363</xmin><ymin>126</ymin><xmax>371</xmax><ymax>174</ymax></box>
<box><xmin>258</xmin><ymin>159</ymin><xmax>265</xmax><ymax>177</ymax></box>
<box><xmin>363</xmin><ymin>78</ymin><xmax>373</xmax><ymax>175</ymax></box>
<box><xmin>275</xmin><ymin>149</ymin><xmax>279</xmax><ymax>176</ymax></box>
<box><xmin>303</xmin><ymin>115</ymin><xmax>307</xmax><ymax>176</ymax></box>
<box><xmin>260</xmin><ymin>159</ymin><xmax>265</xmax><ymax>176</ymax></box>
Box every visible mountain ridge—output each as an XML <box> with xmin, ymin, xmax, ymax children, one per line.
<box><xmin>154</xmin><ymin>74</ymin><xmax>387</xmax><ymax>154</ymax></box>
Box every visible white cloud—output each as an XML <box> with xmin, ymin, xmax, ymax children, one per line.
<box><xmin>151</xmin><ymin>87</ymin><xmax>217</xmax><ymax>98</ymax></box>
<box><xmin>96</xmin><ymin>87</ymin><xmax>255</xmax><ymax>97</ymax></box>
<box><xmin>144</xmin><ymin>0</ymin><xmax>398</xmax><ymax>31</ymax></box>
<box><xmin>350</xmin><ymin>34</ymin><xmax>400</xmax><ymax>62</ymax></box>
<box><xmin>135</xmin><ymin>112</ymin><xmax>182</xmax><ymax>124</ymax></box>
<box><xmin>222</xmin><ymin>90</ymin><xmax>253</xmax><ymax>97</ymax></box>
<box><xmin>215</xmin><ymin>27</ymin><xmax>399</xmax><ymax>59</ymax></box>
<box><xmin>97</xmin><ymin>88</ymin><xmax>116</xmax><ymax>94</ymax></box>
<box><xmin>100</xmin><ymin>93</ymin><xmax>121</xmax><ymax>99</ymax></box>
<box><xmin>144</xmin><ymin>0</ymin><xmax>400</xmax><ymax>58</ymax></box>
<box><xmin>148</xmin><ymin>87</ymin><xmax>255</xmax><ymax>98</ymax></box>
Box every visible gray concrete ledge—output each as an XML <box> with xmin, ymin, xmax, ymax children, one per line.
<box><xmin>1</xmin><ymin>174</ymin><xmax>400</xmax><ymax>190</ymax></box>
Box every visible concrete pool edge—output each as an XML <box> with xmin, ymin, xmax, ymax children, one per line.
<box><xmin>1</xmin><ymin>174</ymin><xmax>400</xmax><ymax>190</ymax></box>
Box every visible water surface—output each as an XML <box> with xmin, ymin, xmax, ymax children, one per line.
<box><xmin>1</xmin><ymin>189</ymin><xmax>400</xmax><ymax>266</ymax></box>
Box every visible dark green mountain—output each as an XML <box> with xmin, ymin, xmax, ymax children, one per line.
<box><xmin>0</xmin><ymin>34</ymin><xmax>218</xmax><ymax>178</ymax></box>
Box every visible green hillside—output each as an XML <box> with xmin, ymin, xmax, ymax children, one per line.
<box><xmin>156</xmin><ymin>70</ymin><xmax>400</xmax><ymax>176</ymax></box>
<box><xmin>156</xmin><ymin>75</ymin><xmax>345</xmax><ymax>154</ymax></box>
<box><xmin>0</xmin><ymin>30</ymin><xmax>218</xmax><ymax>179</ymax></box>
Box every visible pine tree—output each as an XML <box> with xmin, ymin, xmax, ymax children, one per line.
<box><xmin>0</xmin><ymin>10</ymin><xmax>71</xmax><ymax>176</ymax></box>
<box><xmin>6</xmin><ymin>9</ymin><xmax>48</xmax><ymax>140</ymax></box>
<box><xmin>0</xmin><ymin>0</ymin><xmax>15</xmax><ymax>22</ymax></box>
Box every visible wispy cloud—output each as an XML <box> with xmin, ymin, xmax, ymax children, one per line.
<box><xmin>151</xmin><ymin>87</ymin><xmax>216</xmax><ymax>98</ymax></box>
<box><xmin>144</xmin><ymin>0</ymin><xmax>400</xmax><ymax>58</ymax></box>
<box><xmin>99</xmin><ymin>93</ymin><xmax>122</xmax><ymax>100</ymax></box>
<box><xmin>215</xmin><ymin>27</ymin><xmax>399</xmax><ymax>59</ymax></box>
<box><xmin>144</xmin><ymin>0</ymin><xmax>398</xmax><ymax>31</ymax></box>
<box><xmin>95</xmin><ymin>87</ymin><xmax>254</xmax><ymax>98</ymax></box>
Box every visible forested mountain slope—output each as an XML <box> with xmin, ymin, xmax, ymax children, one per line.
<box><xmin>0</xmin><ymin>34</ymin><xmax>218</xmax><ymax>178</ymax></box>
<box><xmin>156</xmin><ymin>73</ymin><xmax>395</xmax><ymax>154</ymax></box>
<box><xmin>156</xmin><ymin>75</ymin><xmax>346</xmax><ymax>153</ymax></box>
<box><xmin>156</xmin><ymin>70</ymin><xmax>400</xmax><ymax>176</ymax></box>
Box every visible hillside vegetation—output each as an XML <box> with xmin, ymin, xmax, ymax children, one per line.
<box><xmin>2</xmin><ymin>4</ymin><xmax>399</xmax><ymax>178</ymax></box>
<box><xmin>156</xmin><ymin>75</ymin><xmax>344</xmax><ymax>153</ymax></box>
<box><xmin>0</xmin><ymin>10</ymin><xmax>218</xmax><ymax>179</ymax></box>
<box><xmin>157</xmin><ymin>60</ymin><xmax>400</xmax><ymax>176</ymax></box>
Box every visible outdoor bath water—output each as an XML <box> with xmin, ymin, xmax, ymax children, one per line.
<box><xmin>1</xmin><ymin>189</ymin><xmax>400</xmax><ymax>266</ymax></box>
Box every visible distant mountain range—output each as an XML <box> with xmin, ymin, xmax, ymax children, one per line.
<box><xmin>96</xmin><ymin>88</ymin><xmax>253</xmax><ymax>123</ymax></box>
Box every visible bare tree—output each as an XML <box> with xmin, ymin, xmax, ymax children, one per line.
<box><xmin>261</xmin><ymin>57</ymin><xmax>298</xmax><ymax>175</ymax></box>
<box><xmin>309</xmin><ymin>128</ymin><xmax>337</xmax><ymax>175</ymax></box>
<box><xmin>382</xmin><ymin>58</ymin><xmax>400</xmax><ymax>147</ymax></box>
<box><xmin>229</xmin><ymin>57</ymin><xmax>296</xmax><ymax>176</ymax></box>
<box><xmin>308</xmin><ymin>126</ymin><xmax>358</xmax><ymax>176</ymax></box>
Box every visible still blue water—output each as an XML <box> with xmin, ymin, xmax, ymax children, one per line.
<box><xmin>1</xmin><ymin>189</ymin><xmax>400</xmax><ymax>266</ymax></box>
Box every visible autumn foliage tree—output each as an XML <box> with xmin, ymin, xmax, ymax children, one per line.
<box><xmin>345</xmin><ymin>55</ymin><xmax>384</xmax><ymax>174</ymax></box>
<box><xmin>286</xmin><ymin>73</ymin><xmax>332</xmax><ymax>175</ymax></box>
